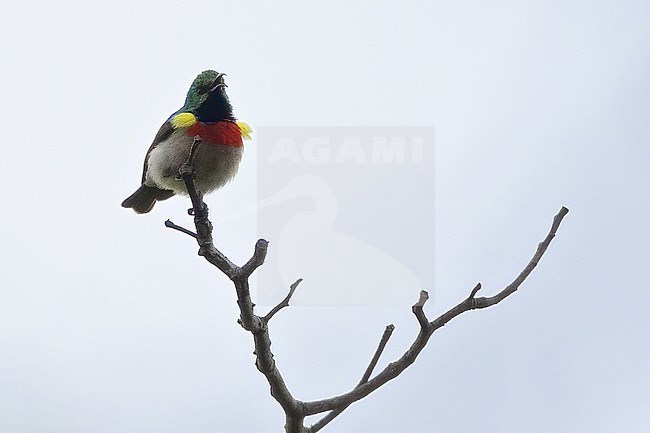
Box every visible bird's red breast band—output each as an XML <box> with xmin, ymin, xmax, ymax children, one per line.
<box><xmin>187</xmin><ymin>121</ymin><xmax>244</xmax><ymax>147</ymax></box>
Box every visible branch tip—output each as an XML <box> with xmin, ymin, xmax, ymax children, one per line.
<box><xmin>290</xmin><ymin>278</ymin><xmax>303</xmax><ymax>290</ymax></box>
<box><xmin>412</xmin><ymin>290</ymin><xmax>430</xmax><ymax>329</ymax></box>
<box><xmin>164</xmin><ymin>219</ymin><xmax>198</xmax><ymax>238</ymax></box>
<box><xmin>415</xmin><ymin>290</ymin><xmax>429</xmax><ymax>307</ymax></box>
<box><xmin>263</xmin><ymin>278</ymin><xmax>303</xmax><ymax>323</ymax></box>
<box><xmin>469</xmin><ymin>283</ymin><xmax>482</xmax><ymax>299</ymax></box>
<box><xmin>309</xmin><ymin>321</ymin><xmax>397</xmax><ymax>432</ymax></box>
<box><xmin>237</xmin><ymin>239</ymin><xmax>270</xmax><ymax>279</ymax></box>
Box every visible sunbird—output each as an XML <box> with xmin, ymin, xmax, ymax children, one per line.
<box><xmin>122</xmin><ymin>70</ymin><xmax>251</xmax><ymax>214</ymax></box>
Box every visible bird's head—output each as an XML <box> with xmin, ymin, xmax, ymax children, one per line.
<box><xmin>183</xmin><ymin>70</ymin><xmax>233</xmax><ymax>122</ymax></box>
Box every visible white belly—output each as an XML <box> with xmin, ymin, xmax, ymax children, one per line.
<box><xmin>145</xmin><ymin>129</ymin><xmax>243</xmax><ymax>195</ymax></box>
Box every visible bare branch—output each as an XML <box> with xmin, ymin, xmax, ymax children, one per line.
<box><xmin>468</xmin><ymin>282</ymin><xmax>482</xmax><ymax>299</ymax></box>
<box><xmin>301</xmin><ymin>294</ymin><xmax>434</xmax><ymax>416</ymax></box>
<box><xmin>412</xmin><ymin>290</ymin><xmax>431</xmax><ymax>330</ymax></box>
<box><xmin>301</xmin><ymin>206</ymin><xmax>569</xmax><ymax>416</ymax></box>
<box><xmin>470</xmin><ymin>206</ymin><xmax>570</xmax><ymax>309</ymax></box>
<box><xmin>175</xmin><ymin>156</ymin><xmax>238</xmax><ymax>276</ymax></box>
<box><xmin>237</xmin><ymin>239</ymin><xmax>270</xmax><ymax>280</ymax></box>
<box><xmin>307</xmin><ymin>324</ymin><xmax>396</xmax><ymax>433</ymax></box>
<box><xmin>264</xmin><ymin>279</ymin><xmax>303</xmax><ymax>323</ymax></box>
<box><xmin>173</xmin><ymin>156</ymin><xmax>305</xmax><ymax>432</ymax></box>
<box><xmin>360</xmin><ymin>324</ymin><xmax>395</xmax><ymax>384</ymax></box>
<box><xmin>169</xmin><ymin>149</ymin><xmax>568</xmax><ymax>433</ymax></box>
<box><xmin>164</xmin><ymin>219</ymin><xmax>197</xmax><ymax>238</ymax></box>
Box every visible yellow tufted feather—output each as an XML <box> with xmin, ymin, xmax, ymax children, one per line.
<box><xmin>170</xmin><ymin>112</ymin><xmax>197</xmax><ymax>129</ymax></box>
<box><xmin>237</xmin><ymin>122</ymin><xmax>253</xmax><ymax>140</ymax></box>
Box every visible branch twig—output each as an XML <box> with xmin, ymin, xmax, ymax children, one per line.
<box><xmin>164</xmin><ymin>219</ymin><xmax>197</xmax><ymax>238</ymax></box>
<box><xmin>412</xmin><ymin>290</ymin><xmax>431</xmax><ymax>330</ymax></box>
<box><xmin>237</xmin><ymin>239</ymin><xmax>270</xmax><ymax>280</ymax></box>
<box><xmin>308</xmin><ymin>324</ymin><xmax>395</xmax><ymax>433</ymax></box>
<box><xmin>264</xmin><ymin>279</ymin><xmax>303</xmax><ymax>323</ymax></box>
<box><xmin>468</xmin><ymin>283</ymin><xmax>482</xmax><ymax>299</ymax></box>
<box><xmin>359</xmin><ymin>325</ymin><xmax>395</xmax><ymax>384</ymax></box>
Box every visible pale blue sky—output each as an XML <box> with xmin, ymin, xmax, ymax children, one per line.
<box><xmin>1</xmin><ymin>1</ymin><xmax>649</xmax><ymax>432</ymax></box>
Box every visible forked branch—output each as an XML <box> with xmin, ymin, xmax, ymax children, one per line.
<box><xmin>168</xmin><ymin>157</ymin><xmax>305</xmax><ymax>431</ymax></box>
<box><xmin>164</xmin><ymin>153</ymin><xmax>569</xmax><ymax>432</ymax></box>
<box><xmin>302</xmin><ymin>207</ymin><xmax>569</xmax><ymax>417</ymax></box>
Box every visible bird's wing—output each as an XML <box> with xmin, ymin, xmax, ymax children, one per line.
<box><xmin>141</xmin><ymin>121</ymin><xmax>175</xmax><ymax>184</ymax></box>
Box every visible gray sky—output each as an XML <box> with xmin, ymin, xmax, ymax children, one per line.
<box><xmin>2</xmin><ymin>1</ymin><xmax>649</xmax><ymax>432</ymax></box>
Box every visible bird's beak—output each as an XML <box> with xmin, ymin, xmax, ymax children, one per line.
<box><xmin>210</xmin><ymin>73</ymin><xmax>228</xmax><ymax>92</ymax></box>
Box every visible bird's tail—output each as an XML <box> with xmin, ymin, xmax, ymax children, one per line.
<box><xmin>121</xmin><ymin>185</ymin><xmax>175</xmax><ymax>214</ymax></box>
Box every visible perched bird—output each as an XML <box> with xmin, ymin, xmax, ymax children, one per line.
<box><xmin>122</xmin><ymin>70</ymin><xmax>252</xmax><ymax>213</ymax></box>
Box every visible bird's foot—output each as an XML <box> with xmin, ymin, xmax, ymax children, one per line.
<box><xmin>188</xmin><ymin>202</ymin><xmax>208</xmax><ymax>216</ymax></box>
<box><xmin>175</xmin><ymin>167</ymin><xmax>195</xmax><ymax>181</ymax></box>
